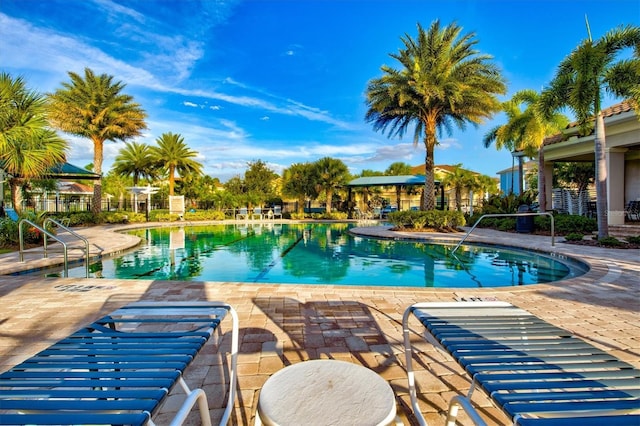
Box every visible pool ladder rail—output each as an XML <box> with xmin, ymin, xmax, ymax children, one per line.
<box><xmin>18</xmin><ymin>218</ymin><xmax>90</xmax><ymax>278</ymax></box>
<box><xmin>451</xmin><ymin>212</ymin><xmax>555</xmax><ymax>255</ymax></box>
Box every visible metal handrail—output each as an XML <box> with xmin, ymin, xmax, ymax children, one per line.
<box><xmin>44</xmin><ymin>218</ymin><xmax>90</xmax><ymax>278</ymax></box>
<box><xmin>19</xmin><ymin>219</ymin><xmax>69</xmax><ymax>278</ymax></box>
<box><xmin>451</xmin><ymin>212</ymin><xmax>555</xmax><ymax>255</ymax></box>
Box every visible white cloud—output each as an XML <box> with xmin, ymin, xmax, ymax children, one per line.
<box><xmin>183</xmin><ymin>101</ymin><xmax>199</xmax><ymax>108</ymax></box>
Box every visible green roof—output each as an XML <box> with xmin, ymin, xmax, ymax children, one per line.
<box><xmin>347</xmin><ymin>175</ymin><xmax>436</xmax><ymax>187</ymax></box>
<box><xmin>44</xmin><ymin>162</ymin><xmax>101</xmax><ymax>180</ymax></box>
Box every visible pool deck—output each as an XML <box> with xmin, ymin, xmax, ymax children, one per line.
<box><xmin>0</xmin><ymin>222</ymin><xmax>638</xmax><ymax>425</ymax></box>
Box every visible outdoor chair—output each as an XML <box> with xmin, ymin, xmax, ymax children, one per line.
<box><xmin>251</xmin><ymin>207</ymin><xmax>263</xmax><ymax>220</ymax></box>
<box><xmin>0</xmin><ymin>301</ymin><xmax>239</xmax><ymax>426</ymax></box>
<box><xmin>402</xmin><ymin>301</ymin><xmax>640</xmax><ymax>426</ymax></box>
<box><xmin>236</xmin><ymin>207</ymin><xmax>249</xmax><ymax>220</ymax></box>
<box><xmin>272</xmin><ymin>205</ymin><xmax>282</xmax><ymax>219</ymax></box>
<box><xmin>625</xmin><ymin>200</ymin><xmax>640</xmax><ymax>221</ymax></box>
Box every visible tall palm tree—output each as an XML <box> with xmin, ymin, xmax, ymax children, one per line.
<box><xmin>366</xmin><ymin>20</ymin><xmax>506</xmax><ymax>211</ymax></box>
<box><xmin>540</xmin><ymin>24</ymin><xmax>640</xmax><ymax>238</ymax></box>
<box><xmin>313</xmin><ymin>157</ymin><xmax>349</xmax><ymax>214</ymax></box>
<box><xmin>47</xmin><ymin>68</ymin><xmax>147</xmax><ymax>213</ymax></box>
<box><xmin>112</xmin><ymin>141</ymin><xmax>156</xmax><ymax>186</ymax></box>
<box><xmin>0</xmin><ymin>73</ymin><xmax>68</xmax><ymax>213</ymax></box>
<box><xmin>483</xmin><ymin>89</ymin><xmax>569</xmax><ymax>210</ymax></box>
<box><xmin>151</xmin><ymin>132</ymin><xmax>203</xmax><ymax>196</ymax></box>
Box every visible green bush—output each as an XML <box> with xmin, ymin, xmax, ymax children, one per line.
<box><xmin>564</xmin><ymin>232</ymin><xmax>584</xmax><ymax>241</ymax></box>
<box><xmin>387</xmin><ymin>210</ymin><xmax>465</xmax><ymax>232</ymax></box>
<box><xmin>626</xmin><ymin>235</ymin><xmax>640</xmax><ymax>244</ymax></box>
<box><xmin>184</xmin><ymin>210</ymin><xmax>225</xmax><ymax>221</ymax></box>
<box><xmin>597</xmin><ymin>236</ymin><xmax>623</xmax><ymax>247</ymax></box>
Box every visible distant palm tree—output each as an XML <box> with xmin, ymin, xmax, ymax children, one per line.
<box><xmin>313</xmin><ymin>157</ymin><xmax>349</xmax><ymax>214</ymax></box>
<box><xmin>540</xmin><ymin>23</ymin><xmax>640</xmax><ymax>238</ymax></box>
<box><xmin>366</xmin><ymin>20</ymin><xmax>506</xmax><ymax>211</ymax></box>
<box><xmin>282</xmin><ymin>162</ymin><xmax>319</xmax><ymax>214</ymax></box>
<box><xmin>483</xmin><ymin>89</ymin><xmax>569</xmax><ymax>210</ymax></box>
<box><xmin>48</xmin><ymin>68</ymin><xmax>147</xmax><ymax>213</ymax></box>
<box><xmin>112</xmin><ymin>141</ymin><xmax>156</xmax><ymax>186</ymax></box>
<box><xmin>440</xmin><ymin>164</ymin><xmax>475</xmax><ymax>212</ymax></box>
<box><xmin>0</xmin><ymin>73</ymin><xmax>68</xmax><ymax>213</ymax></box>
<box><xmin>151</xmin><ymin>132</ymin><xmax>202</xmax><ymax>196</ymax></box>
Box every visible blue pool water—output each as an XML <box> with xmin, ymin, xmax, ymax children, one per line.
<box><xmin>49</xmin><ymin>223</ymin><xmax>586</xmax><ymax>288</ymax></box>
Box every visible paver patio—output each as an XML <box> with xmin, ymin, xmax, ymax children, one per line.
<box><xmin>0</xmin><ymin>222</ymin><xmax>638</xmax><ymax>425</ymax></box>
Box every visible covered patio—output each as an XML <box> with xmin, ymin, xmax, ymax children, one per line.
<box><xmin>346</xmin><ymin>175</ymin><xmax>443</xmax><ymax>218</ymax></box>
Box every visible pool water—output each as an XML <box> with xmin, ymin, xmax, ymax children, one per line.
<box><xmin>52</xmin><ymin>223</ymin><xmax>585</xmax><ymax>288</ymax></box>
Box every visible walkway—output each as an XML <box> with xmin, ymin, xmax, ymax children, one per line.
<box><xmin>0</xmin><ymin>223</ymin><xmax>638</xmax><ymax>425</ymax></box>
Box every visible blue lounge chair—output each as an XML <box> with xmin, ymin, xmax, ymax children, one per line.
<box><xmin>402</xmin><ymin>301</ymin><xmax>640</xmax><ymax>426</ymax></box>
<box><xmin>0</xmin><ymin>301</ymin><xmax>238</xmax><ymax>426</ymax></box>
<box><xmin>236</xmin><ymin>207</ymin><xmax>249</xmax><ymax>220</ymax></box>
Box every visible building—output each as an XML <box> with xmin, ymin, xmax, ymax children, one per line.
<box><xmin>540</xmin><ymin>101</ymin><xmax>640</xmax><ymax>225</ymax></box>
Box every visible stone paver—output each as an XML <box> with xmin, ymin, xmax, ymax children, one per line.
<box><xmin>0</xmin><ymin>222</ymin><xmax>638</xmax><ymax>425</ymax></box>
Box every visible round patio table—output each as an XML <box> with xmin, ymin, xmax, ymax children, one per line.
<box><xmin>256</xmin><ymin>359</ymin><xmax>397</xmax><ymax>426</ymax></box>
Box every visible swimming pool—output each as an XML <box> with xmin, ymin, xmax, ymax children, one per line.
<box><xmin>47</xmin><ymin>223</ymin><xmax>586</xmax><ymax>287</ymax></box>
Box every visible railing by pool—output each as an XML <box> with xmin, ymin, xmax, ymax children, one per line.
<box><xmin>451</xmin><ymin>212</ymin><xmax>555</xmax><ymax>255</ymax></box>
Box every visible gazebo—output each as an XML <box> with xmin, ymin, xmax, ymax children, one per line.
<box><xmin>345</xmin><ymin>175</ymin><xmax>443</xmax><ymax>218</ymax></box>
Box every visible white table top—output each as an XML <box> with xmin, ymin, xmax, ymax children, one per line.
<box><xmin>257</xmin><ymin>359</ymin><xmax>396</xmax><ymax>426</ymax></box>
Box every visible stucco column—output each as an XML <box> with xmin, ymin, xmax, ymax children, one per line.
<box><xmin>606</xmin><ymin>148</ymin><xmax>627</xmax><ymax>225</ymax></box>
<box><xmin>542</xmin><ymin>161</ymin><xmax>554</xmax><ymax>211</ymax></box>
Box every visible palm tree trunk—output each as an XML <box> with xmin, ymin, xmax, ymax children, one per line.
<box><xmin>92</xmin><ymin>138</ymin><xmax>104</xmax><ymax>214</ymax></box>
<box><xmin>422</xmin><ymin>136</ymin><xmax>436</xmax><ymax>211</ymax></box>
<box><xmin>10</xmin><ymin>179</ymin><xmax>23</xmax><ymax>214</ymax></box>
<box><xmin>594</xmin><ymin>111</ymin><xmax>609</xmax><ymax>238</ymax></box>
<box><xmin>325</xmin><ymin>189</ymin><xmax>333</xmax><ymax>213</ymax></box>
<box><xmin>169</xmin><ymin>165</ymin><xmax>175</xmax><ymax>196</ymax></box>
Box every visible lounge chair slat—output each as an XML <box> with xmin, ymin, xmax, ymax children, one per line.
<box><xmin>11</xmin><ymin>361</ymin><xmax>188</xmax><ymax>370</ymax></box>
<box><xmin>39</xmin><ymin>347</ymin><xmax>199</xmax><ymax>356</ymax></box>
<box><xmin>503</xmin><ymin>398</ymin><xmax>640</xmax><ymax>415</ymax></box>
<box><xmin>515</xmin><ymin>414</ymin><xmax>640</xmax><ymax>426</ymax></box>
<box><xmin>465</xmin><ymin>360</ymin><xmax>632</xmax><ymax>375</ymax></box>
<box><xmin>482</xmin><ymin>378</ymin><xmax>640</xmax><ymax>393</ymax></box>
<box><xmin>493</xmin><ymin>388</ymin><xmax>640</xmax><ymax>403</ymax></box>
<box><xmin>476</xmin><ymin>370</ymin><xmax>640</xmax><ymax>383</ymax></box>
<box><xmin>0</xmin><ymin>398</ymin><xmax>160</xmax><ymax>411</ymax></box>
<box><xmin>0</xmin><ymin>378</ymin><xmax>176</xmax><ymax>388</ymax></box>
<box><xmin>0</xmin><ymin>370</ymin><xmax>180</xmax><ymax>379</ymax></box>
<box><xmin>0</xmin><ymin>389</ymin><xmax>167</xmax><ymax>399</ymax></box>
<box><xmin>0</xmin><ymin>413</ymin><xmax>150</xmax><ymax>426</ymax></box>
<box><xmin>22</xmin><ymin>355</ymin><xmax>194</xmax><ymax>364</ymax></box>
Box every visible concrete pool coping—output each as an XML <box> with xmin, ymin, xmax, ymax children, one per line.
<box><xmin>0</xmin><ymin>220</ymin><xmax>638</xmax><ymax>425</ymax></box>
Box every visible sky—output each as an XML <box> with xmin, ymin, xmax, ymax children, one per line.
<box><xmin>1</xmin><ymin>0</ymin><xmax>638</xmax><ymax>182</ymax></box>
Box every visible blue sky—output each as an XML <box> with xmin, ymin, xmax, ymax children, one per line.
<box><xmin>2</xmin><ymin>0</ymin><xmax>638</xmax><ymax>182</ymax></box>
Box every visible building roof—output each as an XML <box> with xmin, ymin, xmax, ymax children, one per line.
<box><xmin>410</xmin><ymin>164</ymin><xmax>480</xmax><ymax>176</ymax></box>
<box><xmin>543</xmin><ymin>100</ymin><xmax>636</xmax><ymax>147</ymax></box>
<box><xmin>348</xmin><ymin>175</ymin><xmax>435</xmax><ymax>187</ymax></box>
<box><xmin>45</xmin><ymin>162</ymin><xmax>101</xmax><ymax>180</ymax></box>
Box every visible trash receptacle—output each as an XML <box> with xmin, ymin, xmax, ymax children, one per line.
<box><xmin>516</xmin><ymin>204</ymin><xmax>534</xmax><ymax>233</ymax></box>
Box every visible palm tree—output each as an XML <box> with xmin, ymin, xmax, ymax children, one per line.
<box><xmin>540</xmin><ymin>24</ymin><xmax>640</xmax><ymax>238</ymax></box>
<box><xmin>47</xmin><ymin>68</ymin><xmax>147</xmax><ymax>213</ymax></box>
<box><xmin>112</xmin><ymin>141</ymin><xmax>156</xmax><ymax>186</ymax></box>
<box><xmin>440</xmin><ymin>164</ymin><xmax>475</xmax><ymax>212</ymax></box>
<box><xmin>151</xmin><ymin>132</ymin><xmax>203</xmax><ymax>196</ymax></box>
<box><xmin>0</xmin><ymin>73</ymin><xmax>68</xmax><ymax>213</ymax></box>
<box><xmin>313</xmin><ymin>157</ymin><xmax>349</xmax><ymax>214</ymax></box>
<box><xmin>483</xmin><ymin>90</ymin><xmax>569</xmax><ymax>210</ymax></box>
<box><xmin>366</xmin><ymin>20</ymin><xmax>506</xmax><ymax>211</ymax></box>
<box><xmin>281</xmin><ymin>162</ymin><xmax>319</xmax><ymax>214</ymax></box>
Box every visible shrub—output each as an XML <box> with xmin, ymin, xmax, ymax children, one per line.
<box><xmin>597</xmin><ymin>236</ymin><xmax>623</xmax><ymax>247</ymax></box>
<box><xmin>386</xmin><ymin>210</ymin><xmax>465</xmax><ymax>232</ymax></box>
<box><xmin>625</xmin><ymin>235</ymin><xmax>640</xmax><ymax>244</ymax></box>
<box><xmin>564</xmin><ymin>232</ymin><xmax>584</xmax><ymax>242</ymax></box>
<box><xmin>183</xmin><ymin>210</ymin><xmax>225</xmax><ymax>221</ymax></box>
